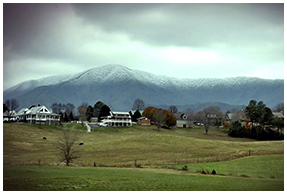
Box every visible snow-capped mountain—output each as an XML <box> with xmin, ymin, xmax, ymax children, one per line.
<box><xmin>3</xmin><ymin>64</ymin><xmax>284</xmax><ymax>112</ymax></box>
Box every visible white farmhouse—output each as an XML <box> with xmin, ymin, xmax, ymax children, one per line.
<box><xmin>16</xmin><ymin>105</ymin><xmax>60</xmax><ymax>125</ymax></box>
<box><xmin>101</xmin><ymin>111</ymin><xmax>132</xmax><ymax>127</ymax></box>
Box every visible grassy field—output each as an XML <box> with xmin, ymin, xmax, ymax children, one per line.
<box><xmin>162</xmin><ymin>154</ymin><xmax>284</xmax><ymax>179</ymax></box>
<box><xmin>3</xmin><ymin>158</ymin><xmax>284</xmax><ymax>191</ymax></box>
<box><xmin>3</xmin><ymin>123</ymin><xmax>283</xmax><ymax>167</ymax></box>
<box><xmin>3</xmin><ymin>122</ymin><xmax>284</xmax><ymax>191</ymax></box>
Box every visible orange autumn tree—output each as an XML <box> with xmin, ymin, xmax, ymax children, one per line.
<box><xmin>143</xmin><ymin>107</ymin><xmax>176</xmax><ymax>131</ymax></box>
<box><xmin>163</xmin><ymin>109</ymin><xmax>176</xmax><ymax>128</ymax></box>
<box><xmin>142</xmin><ymin>106</ymin><xmax>157</xmax><ymax>120</ymax></box>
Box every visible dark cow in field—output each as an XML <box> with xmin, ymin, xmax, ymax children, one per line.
<box><xmin>43</xmin><ymin>137</ymin><xmax>47</xmax><ymax>140</ymax></box>
<box><xmin>79</xmin><ymin>143</ymin><xmax>84</xmax><ymax>145</ymax></box>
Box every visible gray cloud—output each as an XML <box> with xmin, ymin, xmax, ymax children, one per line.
<box><xmin>71</xmin><ymin>4</ymin><xmax>283</xmax><ymax>47</ymax></box>
<box><xmin>3</xmin><ymin>3</ymin><xmax>284</xmax><ymax>90</ymax></box>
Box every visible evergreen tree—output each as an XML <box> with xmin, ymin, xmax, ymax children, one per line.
<box><xmin>3</xmin><ymin>103</ymin><xmax>9</xmax><ymax>112</ymax></box>
<box><xmin>86</xmin><ymin>105</ymin><xmax>94</xmax><ymax>122</ymax></box>
<box><xmin>245</xmin><ymin>100</ymin><xmax>273</xmax><ymax>127</ymax></box>
<box><xmin>64</xmin><ymin>112</ymin><xmax>70</xmax><ymax>122</ymax></box>
<box><xmin>69</xmin><ymin>112</ymin><xmax>74</xmax><ymax>121</ymax></box>
<box><xmin>94</xmin><ymin>101</ymin><xmax>104</xmax><ymax>118</ymax></box>
<box><xmin>98</xmin><ymin>104</ymin><xmax>111</xmax><ymax>121</ymax></box>
<box><xmin>132</xmin><ymin>110</ymin><xmax>142</xmax><ymax>122</ymax></box>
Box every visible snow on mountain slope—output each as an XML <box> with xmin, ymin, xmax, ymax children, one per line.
<box><xmin>5</xmin><ymin>64</ymin><xmax>280</xmax><ymax>93</ymax></box>
<box><xmin>65</xmin><ymin>64</ymin><xmax>183</xmax><ymax>89</ymax></box>
<box><xmin>3</xmin><ymin>64</ymin><xmax>284</xmax><ymax>111</ymax></box>
<box><xmin>4</xmin><ymin>74</ymin><xmax>73</xmax><ymax>93</ymax></box>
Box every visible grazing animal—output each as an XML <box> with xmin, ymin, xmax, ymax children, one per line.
<box><xmin>79</xmin><ymin>143</ymin><xmax>84</xmax><ymax>145</ymax></box>
<box><xmin>43</xmin><ymin>137</ymin><xmax>47</xmax><ymax>140</ymax></box>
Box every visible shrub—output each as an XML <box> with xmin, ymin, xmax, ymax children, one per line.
<box><xmin>182</xmin><ymin>165</ymin><xmax>188</xmax><ymax>171</ymax></box>
<box><xmin>228</xmin><ymin>121</ymin><xmax>284</xmax><ymax>141</ymax></box>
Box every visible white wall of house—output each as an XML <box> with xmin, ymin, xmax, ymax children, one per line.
<box><xmin>101</xmin><ymin>111</ymin><xmax>132</xmax><ymax>127</ymax></box>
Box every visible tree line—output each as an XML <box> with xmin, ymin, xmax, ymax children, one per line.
<box><xmin>228</xmin><ymin>100</ymin><xmax>284</xmax><ymax>140</ymax></box>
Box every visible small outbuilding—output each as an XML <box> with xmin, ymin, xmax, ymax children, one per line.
<box><xmin>137</xmin><ymin>117</ymin><xmax>151</xmax><ymax>125</ymax></box>
<box><xmin>90</xmin><ymin>117</ymin><xmax>98</xmax><ymax>123</ymax></box>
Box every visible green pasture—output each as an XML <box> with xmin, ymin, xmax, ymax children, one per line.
<box><xmin>3</xmin><ymin>161</ymin><xmax>284</xmax><ymax>191</ymax></box>
<box><xmin>163</xmin><ymin>154</ymin><xmax>284</xmax><ymax>179</ymax></box>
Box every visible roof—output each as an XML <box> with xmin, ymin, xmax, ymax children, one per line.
<box><xmin>3</xmin><ymin>111</ymin><xmax>9</xmax><ymax>117</ymax></box>
<box><xmin>273</xmin><ymin>112</ymin><xmax>284</xmax><ymax>118</ymax></box>
<box><xmin>17</xmin><ymin>105</ymin><xmax>52</xmax><ymax>115</ymax></box>
<box><xmin>130</xmin><ymin>110</ymin><xmax>144</xmax><ymax>115</ymax></box>
<box><xmin>174</xmin><ymin>113</ymin><xmax>187</xmax><ymax>120</ymax></box>
<box><xmin>111</xmin><ymin>111</ymin><xmax>130</xmax><ymax>115</ymax></box>
<box><xmin>16</xmin><ymin>108</ymin><xmax>29</xmax><ymax>116</ymax></box>
<box><xmin>137</xmin><ymin>117</ymin><xmax>150</xmax><ymax>121</ymax></box>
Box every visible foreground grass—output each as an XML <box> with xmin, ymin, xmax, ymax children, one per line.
<box><xmin>3</xmin><ymin>164</ymin><xmax>283</xmax><ymax>191</ymax></box>
<box><xmin>162</xmin><ymin>154</ymin><xmax>284</xmax><ymax>179</ymax></box>
<box><xmin>3</xmin><ymin>123</ymin><xmax>284</xmax><ymax>167</ymax></box>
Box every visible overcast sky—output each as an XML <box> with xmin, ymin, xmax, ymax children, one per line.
<box><xmin>3</xmin><ymin>3</ymin><xmax>284</xmax><ymax>90</ymax></box>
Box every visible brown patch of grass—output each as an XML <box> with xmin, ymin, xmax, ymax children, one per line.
<box><xmin>3</xmin><ymin>123</ymin><xmax>284</xmax><ymax>167</ymax></box>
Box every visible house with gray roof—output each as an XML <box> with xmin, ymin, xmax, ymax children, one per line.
<box><xmin>16</xmin><ymin>105</ymin><xmax>60</xmax><ymax>125</ymax></box>
<box><xmin>3</xmin><ymin>110</ymin><xmax>17</xmax><ymax>122</ymax></box>
<box><xmin>174</xmin><ymin>112</ymin><xmax>194</xmax><ymax>128</ymax></box>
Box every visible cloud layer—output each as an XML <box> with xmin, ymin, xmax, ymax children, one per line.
<box><xmin>3</xmin><ymin>3</ymin><xmax>284</xmax><ymax>90</ymax></box>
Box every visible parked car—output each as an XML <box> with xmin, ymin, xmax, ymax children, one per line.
<box><xmin>99</xmin><ymin>123</ymin><xmax>108</xmax><ymax>127</ymax></box>
<box><xmin>194</xmin><ymin>122</ymin><xmax>204</xmax><ymax>126</ymax></box>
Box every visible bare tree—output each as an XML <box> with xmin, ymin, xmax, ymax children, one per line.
<box><xmin>63</xmin><ymin>103</ymin><xmax>75</xmax><ymax>116</ymax></box>
<box><xmin>51</xmin><ymin>103</ymin><xmax>75</xmax><ymax>116</ymax></box>
<box><xmin>186</xmin><ymin>112</ymin><xmax>194</xmax><ymax>128</ymax></box>
<box><xmin>194</xmin><ymin>111</ymin><xmax>205</xmax><ymax>124</ymax></box>
<box><xmin>4</xmin><ymin>99</ymin><xmax>19</xmax><ymax>111</ymax></box>
<box><xmin>132</xmin><ymin>98</ymin><xmax>145</xmax><ymax>110</ymax></box>
<box><xmin>51</xmin><ymin>103</ymin><xmax>61</xmax><ymax>113</ymax></box>
<box><xmin>12</xmin><ymin>99</ymin><xmax>18</xmax><ymax>110</ymax></box>
<box><xmin>80</xmin><ymin>102</ymin><xmax>89</xmax><ymax>110</ymax></box>
<box><xmin>77</xmin><ymin>107</ymin><xmax>87</xmax><ymax>127</ymax></box>
<box><xmin>229</xmin><ymin>109</ymin><xmax>245</xmax><ymax>122</ymax></box>
<box><xmin>4</xmin><ymin>100</ymin><xmax>10</xmax><ymax>111</ymax></box>
<box><xmin>273</xmin><ymin>102</ymin><xmax>284</xmax><ymax>114</ymax></box>
<box><xmin>57</xmin><ymin>129</ymin><xmax>80</xmax><ymax>166</ymax></box>
<box><xmin>153</xmin><ymin>109</ymin><xmax>166</xmax><ymax>132</ymax></box>
<box><xmin>168</xmin><ymin>105</ymin><xmax>178</xmax><ymax>114</ymax></box>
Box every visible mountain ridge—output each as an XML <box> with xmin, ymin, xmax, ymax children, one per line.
<box><xmin>4</xmin><ymin>64</ymin><xmax>284</xmax><ymax>112</ymax></box>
